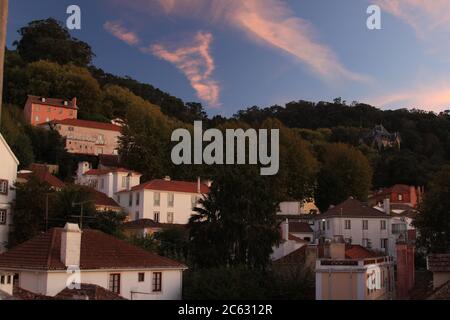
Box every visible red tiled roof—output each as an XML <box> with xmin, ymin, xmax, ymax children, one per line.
<box><xmin>319</xmin><ymin>198</ymin><xmax>389</xmax><ymax>219</ymax></box>
<box><xmin>13</xmin><ymin>286</ymin><xmax>53</xmax><ymax>300</ymax></box>
<box><xmin>27</xmin><ymin>95</ymin><xmax>77</xmax><ymax>110</ymax></box>
<box><xmin>369</xmin><ymin>184</ymin><xmax>412</xmax><ymax>199</ymax></box>
<box><xmin>55</xmin><ymin>284</ymin><xmax>126</xmax><ymax>300</ymax></box>
<box><xmin>17</xmin><ymin>164</ymin><xmax>65</xmax><ymax>189</ymax></box>
<box><xmin>288</xmin><ymin>234</ymin><xmax>309</xmax><ymax>243</ymax></box>
<box><xmin>427</xmin><ymin>254</ymin><xmax>450</xmax><ymax>272</ymax></box>
<box><xmin>289</xmin><ymin>222</ymin><xmax>313</xmax><ymax>233</ymax></box>
<box><xmin>126</xmin><ymin>179</ymin><xmax>210</xmax><ymax>194</ymax></box>
<box><xmin>84</xmin><ymin>167</ymin><xmax>140</xmax><ymax>176</ymax></box>
<box><xmin>345</xmin><ymin>245</ymin><xmax>380</xmax><ymax>259</ymax></box>
<box><xmin>274</xmin><ymin>246</ymin><xmax>307</xmax><ymax>264</ymax></box>
<box><xmin>45</xmin><ymin>119</ymin><xmax>122</xmax><ymax>132</ymax></box>
<box><xmin>0</xmin><ymin>228</ymin><xmax>186</xmax><ymax>271</ymax></box>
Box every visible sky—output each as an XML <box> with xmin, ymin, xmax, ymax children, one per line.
<box><xmin>6</xmin><ymin>0</ymin><xmax>450</xmax><ymax>116</ymax></box>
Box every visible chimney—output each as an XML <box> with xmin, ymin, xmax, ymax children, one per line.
<box><xmin>383</xmin><ymin>198</ymin><xmax>391</xmax><ymax>215</ymax></box>
<box><xmin>72</xmin><ymin>97</ymin><xmax>77</xmax><ymax>107</ymax></box>
<box><xmin>329</xmin><ymin>241</ymin><xmax>346</xmax><ymax>260</ymax></box>
<box><xmin>60</xmin><ymin>223</ymin><xmax>82</xmax><ymax>267</ymax></box>
<box><xmin>164</xmin><ymin>176</ymin><xmax>171</xmax><ymax>181</ymax></box>
<box><xmin>41</xmin><ymin>97</ymin><xmax>46</xmax><ymax>103</ymax></box>
<box><xmin>281</xmin><ymin>219</ymin><xmax>289</xmax><ymax>241</ymax></box>
<box><xmin>197</xmin><ymin>177</ymin><xmax>201</xmax><ymax>194</ymax></box>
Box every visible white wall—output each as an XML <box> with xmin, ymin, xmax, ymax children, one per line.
<box><xmin>0</xmin><ymin>134</ymin><xmax>19</xmax><ymax>253</ymax></box>
<box><xmin>119</xmin><ymin>189</ymin><xmax>202</xmax><ymax>225</ymax></box>
<box><xmin>17</xmin><ymin>268</ymin><xmax>183</xmax><ymax>300</ymax></box>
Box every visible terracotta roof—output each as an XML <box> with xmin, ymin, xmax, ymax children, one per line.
<box><xmin>123</xmin><ymin>179</ymin><xmax>210</xmax><ymax>194</ymax></box>
<box><xmin>0</xmin><ymin>228</ymin><xmax>186</xmax><ymax>271</ymax></box>
<box><xmin>428</xmin><ymin>254</ymin><xmax>450</xmax><ymax>272</ymax></box>
<box><xmin>274</xmin><ymin>246</ymin><xmax>307</xmax><ymax>264</ymax></box>
<box><xmin>85</xmin><ymin>187</ymin><xmax>121</xmax><ymax>209</ymax></box>
<box><xmin>124</xmin><ymin>219</ymin><xmax>186</xmax><ymax>230</ymax></box>
<box><xmin>55</xmin><ymin>284</ymin><xmax>126</xmax><ymax>300</ymax></box>
<box><xmin>17</xmin><ymin>164</ymin><xmax>65</xmax><ymax>189</ymax></box>
<box><xmin>369</xmin><ymin>184</ymin><xmax>412</xmax><ymax>200</ymax></box>
<box><xmin>288</xmin><ymin>234</ymin><xmax>309</xmax><ymax>243</ymax></box>
<box><xmin>427</xmin><ymin>281</ymin><xmax>450</xmax><ymax>300</ymax></box>
<box><xmin>13</xmin><ymin>286</ymin><xmax>53</xmax><ymax>300</ymax></box>
<box><xmin>345</xmin><ymin>245</ymin><xmax>380</xmax><ymax>259</ymax></box>
<box><xmin>45</xmin><ymin>119</ymin><xmax>122</xmax><ymax>132</ymax></box>
<box><xmin>319</xmin><ymin>198</ymin><xmax>390</xmax><ymax>219</ymax></box>
<box><xmin>27</xmin><ymin>95</ymin><xmax>77</xmax><ymax>110</ymax></box>
<box><xmin>84</xmin><ymin>167</ymin><xmax>140</xmax><ymax>176</ymax></box>
<box><xmin>289</xmin><ymin>222</ymin><xmax>313</xmax><ymax>233</ymax></box>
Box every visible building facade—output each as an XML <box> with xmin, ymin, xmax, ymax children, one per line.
<box><xmin>0</xmin><ymin>134</ymin><xmax>19</xmax><ymax>253</ymax></box>
<box><xmin>24</xmin><ymin>95</ymin><xmax>78</xmax><ymax>126</ymax></box>
<box><xmin>40</xmin><ymin>119</ymin><xmax>122</xmax><ymax>156</ymax></box>
<box><xmin>0</xmin><ymin>224</ymin><xmax>187</xmax><ymax>300</ymax></box>
<box><xmin>117</xmin><ymin>178</ymin><xmax>209</xmax><ymax>225</ymax></box>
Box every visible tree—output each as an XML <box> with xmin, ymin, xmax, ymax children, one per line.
<box><xmin>414</xmin><ymin>166</ymin><xmax>450</xmax><ymax>253</ymax></box>
<box><xmin>14</xmin><ymin>18</ymin><xmax>94</xmax><ymax>66</ymax></box>
<box><xmin>154</xmin><ymin>227</ymin><xmax>189</xmax><ymax>262</ymax></box>
<box><xmin>189</xmin><ymin>166</ymin><xmax>281</xmax><ymax>270</ymax></box>
<box><xmin>316</xmin><ymin>143</ymin><xmax>373</xmax><ymax>212</ymax></box>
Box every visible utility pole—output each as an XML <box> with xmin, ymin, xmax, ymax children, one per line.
<box><xmin>0</xmin><ymin>0</ymin><xmax>9</xmax><ymax>127</ymax></box>
<box><xmin>72</xmin><ymin>200</ymin><xmax>93</xmax><ymax>230</ymax></box>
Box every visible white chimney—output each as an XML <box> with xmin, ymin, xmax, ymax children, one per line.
<box><xmin>60</xmin><ymin>223</ymin><xmax>82</xmax><ymax>267</ymax></box>
<box><xmin>197</xmin><ymin>177</ymin><xmax>201</xmax><ymax>194</ymax></box>
<box><xmin>281</xmin><ymin>219</ymin><xmax>289</xmax><ymax>241</ymax></box>
<box><xmin>164</xmin><ymin>176</ymin><xmax>171</xmax><ymax>181</ymax></box>
<box><xmin>383</xmin><ymin>198</ymin><xmax>391</xmax><ymax>215</ymax></box>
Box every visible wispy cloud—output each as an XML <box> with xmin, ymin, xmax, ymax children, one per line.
<box><xmin>146</xmin><ymin>31</ymin><xmax>221</xmax><ymax>107</ymax></box>
<box><xmin>112</xmin><ymin>0</ymin><xmax>369</xmax><ymax>83</ymax></box>
<box><xmin>370</xmin><ymin>82</ymin><xmax>450</xmax><ymax>112</ymax></box>
<box><xmin>376</xmin><ymin>0</ymin><xmax>450</xmax><ymax>36</ymax></box>
<box><xmin>104</xmin><ymin>21</ymin><xmax>140</xmax><ymax>45</ymax></box>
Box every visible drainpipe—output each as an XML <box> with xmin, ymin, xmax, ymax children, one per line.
<box><xmin>0</xmin><ymin>0</ymin><xmax>9</xmax><ymax>128</ymax></box>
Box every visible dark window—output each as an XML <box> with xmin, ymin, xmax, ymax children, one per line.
<box><xmin>0</xmin><ymin>275</ymin><xmax>4</xmax><ymax>284</ymax></box>
<box><xmin>109</xmin><ymin>274</ymin><xmax>121</xmax><ymax>294</ymax></box>
<box><xmin>138</xmin><ymin>273</ymin><xmax>145</xmax><ymax>282</ymax></box>
<box><xmin>0</xmin><ymin>209</ymin><xmax>6</xmax><ymax>225</ymax></box>
<box><xmin>0</xmin><ymin>180</ymin><xmax>8</xmax><ymax>195</ymax></box>
<box><xmin>152</xmin><ymin>272</ymin><xmax>162</xmax><ymax>292</ymax></box>
<box><xmin>345</xmin><ymin>220</ymin><xmax>351</xmax><ymax>230</ymax></box>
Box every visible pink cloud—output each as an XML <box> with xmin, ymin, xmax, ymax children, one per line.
<box><xmin>114</xmin><ymin>0</ymin><xmax>369</xmax><ymax>83</ymax></box>
<box><xmin>376</xmin><ymin>0</ymin><xmax>450</xmax><ymax>36</ymax></box>
<box><xmin>370</xmin><ymin>83</ymin><xmax>450</xmax><ymax>112</ymax></box>
<box><xmin>147</xmin><ymin>31</ymin><xmax>221</xmax><ymax>107</ymax></box>
<box><xmin>104</xmin><ymin>21</ymin><xmax>140</xmax><ymax>45</ymax></box>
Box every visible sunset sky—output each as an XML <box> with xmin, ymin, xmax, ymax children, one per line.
<box><xmin>6</xmin><ymin>0</ymin><xmax>450</xmax><ymax>115</ymax></box>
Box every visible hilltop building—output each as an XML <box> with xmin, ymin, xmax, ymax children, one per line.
<box><xmin>24</xmin><ymin>95</ymin><xmax>78</xmax><ymax>126</ymax></box>
<box><xmin>363</xmin><ymin>125</ymin><xmax>401</xmax><ymax>150</ymax></box>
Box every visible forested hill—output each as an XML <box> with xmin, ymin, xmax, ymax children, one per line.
<box><xmin>2</xmin><ymin>18</ymin><xmax>450</xmax><ymax>203</ymax></box>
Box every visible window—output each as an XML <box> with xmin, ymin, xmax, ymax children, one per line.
<box><xmin>362</xmin><ymin>238</ymin><xmax>371</xmax><ymax>248</ymax></box>
<box><xmin>135</xmin><ymin>211</ymin><xmax>140</xmax><ymax>220</ymax></box>
<box><xmin>0</xmin><ymin>210</ymin><xmax>6</xmax><ymax>225</ymax></box>
<box><xmin>168</xmin><ymin>193</ymin><xmax>174</xmax><ymax>207</ymax></box>
<box><xmin>152</xmin><ymin>272</ymin><xmax>162</xmax><ymax>292</ymax></box>
<box><xmin>7</xmin><ymin>275</ymin><xmax>11</xmax><ymax>284</ymax></box>
<box><xmin>109</xmin><ymin>274</ymin><xmax>121</xmax><ymax>294</ymax></box>
<box><xmin>154</xmin><ymin>212</ymin><xmax>160</xmax><ymax>223</ymax></box>
<box><xmin>0</xmin><ymin>180</ymin><xmax>8</xmax><ymax>195</ymax></box>
<box><xmin>362</xmin><ymin>220</ymin><xmax>368</xmax><ymax>230</ymax></box>
<box><xmin>381</xmin><ymin>238</ymin><xmax>388</xmax><ymax>250</ymax></box>
<box><xmin>154</xmin><ymin>192</ymin><xmax>160</xmax><ymax>206</ymax></box>
<box><xmin>167</xmin><ymin>212</ymin><xmax>174</xmax><ymax>224</ymax></box>
<box><xmin>136</xmin><ymin>192</ymin><xmax>140</xmax><ymax>206</ymax></box>
<box><xmin>0</xmin><ymin>275</ymin><xmax>4</xmax><ymax>284</ymax></box>
<box><xmin>326</xmin><ymin>220</ymin><xmax>330</xmax><ymax>230</ymax></box>
<box><xmin>398</xmin><ymin>194</ymin><xmax>403</xmax><ymax>201</ymax></box>
<box><xmin>129</xmin><ymin>194</ymin><xmax>133</xmax><ymax>207</ymax></box>
<box><xmin>35</xmin><ymin>116</ymin><xmax>40</xmax><ymax>122</ymax></box>
<box><xmin>138</xmin><ymin>273</ymin><xmax>145</xmax><ymax>282</ymax></box>
<box><xmin>100</xmin><ymin>178</ymin><xmax>105</xmax><ymax>189</ymax></box>
<box><xmin>380</xmin><ymin>220</ymin><xmax>387</xmax><ymax>230</ymax></box>
<box><xmin>121</xmin><ymin>176</ymin><xmax>127</xmax><ymax>188</ymax></box>
<box><xmin>344</xmin><ymin>220</ymin><xmax>351</xmax><ymax>230</ymax></box>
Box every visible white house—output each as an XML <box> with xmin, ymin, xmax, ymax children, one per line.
<box><xmin>271</xmin><ymin>219</ymin><xmax>308</xmax><ymax>261</ymax></box>
<box><xmin>0</xmin><ymin>223</ymin><xmax>187</xmax><ymax>300</ymax></box>
<box><xmin>0</xmin><ymin>133</ymin><xmax>19</xmax><ymax>253</ymax></box>
<box><xmin>314</xmin><ymin>198</ymin><xmax>400</xmax><ymax>258</ymax></box>
<box><xmin>116</xmin><ymin>177</ymin><xmax>210</xmax><ymax>225</ymax></box>
<box><xmin>75</xmin><ymin>162</ymin><xmax>142</xmax><ymax>199</ymax></box>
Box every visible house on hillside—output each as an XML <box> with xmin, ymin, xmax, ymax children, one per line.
<box><xmin>17</xmin><ymin>163</ymin><xmax>65</xmax><ymax>190</ymax></box>
<box><xmin>362</xmin><ymin>124</ymin><xmax>401</xmax><ymax>150</ymax></box>
<box><xmin>0</xmin><ymin>134</ymin><xmax>19</xmax><ymax>253</ymax></box>
<box><xmin>24</xmin><ymin>95</ymin><xmax>78</xmax><ymax>126</ymax></box>
<box><xmin>117</xmin><ymin>177</ymin><xmax>209</xmax><ymax>225</ymax></box>
<box><xmin>368</xmin><ymin>184</ymin><xmax>424</xmax><ymax>209</ymax></box>
<box><xmin>0</xmin><ymin>223</ymin><xmax>187</xmax><ymax>300</ymax></box>
<box><xmin>39</xmin><ymin>119</ymin><xmax>122</xmax><ymax>156</ymax></box>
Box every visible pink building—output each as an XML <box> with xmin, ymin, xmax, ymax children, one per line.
<box><xmin>40</xmin><ymin>119</ymin><xmax>122</xmax><ymax>156</ymax></box>
<box><xmin>24</xmin><ymin>95</ymin><xmax>78</xmax><ymax>126</ymax></box>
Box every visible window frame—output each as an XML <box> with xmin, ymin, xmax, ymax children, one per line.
<box><xmin>153</xmin><ymin>211</ymin><xmax>160</xmax><ymax>223</ymax></box>
<box><xmin>362</xmin><ymin>220</ymin><xmax>368</xmax><ymax>230</ymax></box>
<box><xmin>0</xmin><ymin>179</ymin><xmax>8</xmax><ymax>195</ymax></box>
<box><xmin>152</xmin><ymin>272</ymin><xmax>162</xmax><ymax>292</ymax></box>
<box><xmin>167</xmin><ymin>212</ymin><xmax>174</xmax><ymax>224</ymax></box>
<box><xmin>154</xmin><ymin>192</ymin><xmax>161</xmax><ymax>207</ymax></box>
<box><xmin>138</xmin><ymin>273</ymin><xmax>145</xmax><ymax>282</ymax></box>
<box><xmin>0</xmin><ymin>209</ymin><xmax>7</xmax><ymax>225</ymax></box>
<box><xmin>344</xmin><ymin>220</ymin><xmax>351</xmax><ymax>230</ymax></box>
<box><xmin>109</xmin><ymin>273</ymin><xmax>121</xmax><ymax>294</ymax></box>
<box><xmin>168</xmin><ymin>193</ymin><xmax>174</xmax><ymax>207</ymax></box>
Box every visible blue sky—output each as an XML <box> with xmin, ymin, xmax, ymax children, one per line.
<box><xmin>6</xmin><ymin>0</ymin><xmax>450</xmax><ymax>116</ymax></box>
